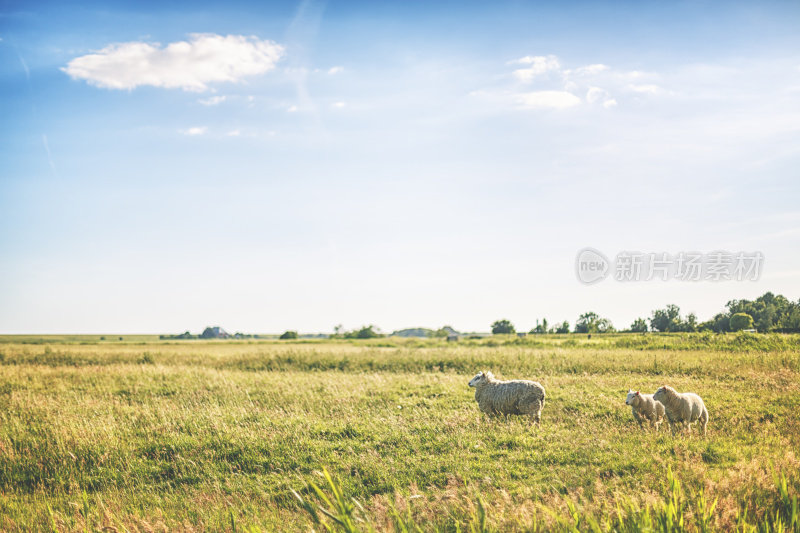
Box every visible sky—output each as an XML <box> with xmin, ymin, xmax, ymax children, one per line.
<box><xmin>1</xmin><ymin>0</ymin><xmax>799</xmax><ymax>334</ymax></box>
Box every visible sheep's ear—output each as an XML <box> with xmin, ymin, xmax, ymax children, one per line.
<box><xmin>635</xmin><ymin>391</ymin><xmax>640</xmax><ymax>395</ymax></box>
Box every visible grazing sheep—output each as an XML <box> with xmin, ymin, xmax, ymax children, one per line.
<box><xmin>625</xmin><ymin>389</ymin><xmax>665</xmax><ymax>431</ymax></box>
<box><xmin>468</xmin><ymin>371</ymin><xmax>545</xmax><ymax>425</ymax></box>
<box><xmin>653</xmin><ymin>385</ymin><xmax>709</xmax><ymax>435</ymax></box>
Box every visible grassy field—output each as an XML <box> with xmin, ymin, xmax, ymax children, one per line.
<box><xmin>0</xmin><ymin>334</ymin><xmax>798</xmax><ymax>531</ymax></box>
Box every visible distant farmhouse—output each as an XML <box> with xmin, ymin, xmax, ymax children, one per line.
<box><xmin>201</xmin><ymin>326</ymin><xmax>230</xmax><ymax>339</ymax></box>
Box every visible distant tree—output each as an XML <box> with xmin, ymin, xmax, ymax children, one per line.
<box><xmin>726</xmin><ymin>292</ymin><xmax>800</xmax><ymax>332</ymax></box>
<box><xmin>530</xmin><ymin>318</ymin><xmax>549</xmax><ymax>334</ymax></box>
<box><xmin>357</xmin><ymin>325</ymin><xmax>380</xmax><ymax>339</ymax></box>
<box><xmin>344</xmin><ymin>325</ymin><xmax>382</xmax><ymax>339</ymax></box>
<box><xmin>597</xmin><ymin>318</ymin><xmax>615</xmax><ymax>333</ymax></box>
<box><xmin>575</xmin><ymin>312</ymin><xmax>598</xmax><ymax>333</ymax></box>
<box><xmin>431</xmin><ymin>326</ymin><xmax>456</xmax><ymax>338</ymax></box>
<box><xmin>575</xmin><ymin>312</ymin><xmax>613</xmax><ymax>333</ymax></box>
<box><xmin>280</xmin><ymin>330</ymin><xmax>298</xmax><ymax>340</ymax></box>
<box><xmin>729</xmin><ymin>313</ymin><xmax>754</xmax><ymax>332</ymax></box>
<box><xmin>782</xmin><ymin>303</ymin><xmax>800</xmax><ymax>332</ymax></box>
<box><xmin>491</xmin><ymin>319</ymin><xmax>516</xmax><ymax>335</ymax></box>
<box><xmin>650</xmin><ymin>304</ymin><xmax>682</xmax><ymax>332</ymax></box>
<box><xmin>630</xmin><ymin>318</ymin><xmax>648</xmax><ymax>333</ymax></box>
<box><xmin>555</xmin><ymin>320</ymin><xmax>570</xmax><ymax>334</ymax></box>
<box><xmin>649</xmin><ymin>305</ymin><xmax>700</xmax><ymax>332</ymax></box>
<box><xmin>700</xmin><ymin>312</ymin><xmax>731</xmax><ymax>333</ymax></box>
<box><xmin>682</xmin><ymin>313</ymin><xmax>698</xmax><ymax>332</ymax></box>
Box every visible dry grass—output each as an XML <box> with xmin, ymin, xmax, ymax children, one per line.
<box><xmin>0</xmin><ymin>335</ymin><xmax>798</xmax><ymax>531</ymax></box>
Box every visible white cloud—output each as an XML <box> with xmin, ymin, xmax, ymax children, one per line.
<box><xmin>226</xmin><ymin>129</ymin><xmax>241</xmax><ymax>137</ymax></box>
<box><xmin>198</xmin><ymin>95</ymin><xmax>227</xmax><ymax>106</ymax></box>
<box><xmin>332</xmin><ymin>101</ymin><xmax>346</xmax><ymax>109</ymax></box>
<box><xmin>181</xmin><ymin>126</ymin><xmax>207</xmax><ymax>136</ymax></box>
<box><xmin>287</xmin><ymin>105</ymin><xmax>298</xmax><ymax>112</ymax></box>
<box><xmin>564</xmin><ymin>80</ymin><xmax>579</xmax><ymax>92</ymax></box>
<box><xmin>63</xmin><ymin>34</ymin><xmax>284</xmax><ymax>92</ymax></box>
<box><xmin>628</xmin><ymin>84</ymin><xmax>664</xmax><ymax>95</ymax></box>
<box><xmin>496</xmin><ymin>55</ymin><xmax>669</xmax><ymax>110</ymax></box>
<box><xmin>586</xmin><ymin>86</ymin><xmax>616</xmax><ymax>108</ymax></box>
<box><xmin>586</xmin><ymin>86</ymin><xmax>606</xmax><ymax>104</ymax></box>
<box><xmin>511</xmin><ymin>55</ymin><xmax>560</xmax><ymax>81</ymax></box>
<box><xmin>516</xmin><ymin>90</ymin><xmax>581</xmax><ymax>110</ymax></box>
<box><xmin>327</xmin><ymin>66</ymin><xmax>344</xmax><ymax>75</ymax></box>
<box><xmin>573</xmin><ymin>64</ymin><xmax>609</xmax><ymax>76</ymax></box>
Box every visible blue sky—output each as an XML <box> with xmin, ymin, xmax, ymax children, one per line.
<box><xmin>1</xmin><ymin>0</ymin><xmax>799</xmax><ymax>334</ymax></box>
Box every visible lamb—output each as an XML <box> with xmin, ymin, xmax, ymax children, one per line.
<box><xmin>653</xmin><ymin>385</ymin><xmax>709</xmax><ymax>435</ymax></box>
<box><xmin>625</xmin><ymin>389</ymin><xmax>665</xmax><ymax>431</ymax></box>
<box><xmin>468</xmin><ymin>371</ymin><xmax>545</xmax><ymax>425</ymax></box>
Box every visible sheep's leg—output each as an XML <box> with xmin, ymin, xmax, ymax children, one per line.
<box><xmin>531</xmin><ymin>402</ymin><xmax>542</xmax><ymax>426</ymax></box>
<box><xmin>633</xmin><ymin>412</ymin><xmax>643</xmax><ymax>430</ymax></box>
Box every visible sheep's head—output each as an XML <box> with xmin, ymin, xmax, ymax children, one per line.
<box><xmin>469</xmin><ymin>371</ymin><xmax>489</xmax><ymax>387</ymax></box>
<box><xmin>625</xmin><ymin>389</ymin><xmax>640</xmax><ymax>405</ymax></box>
<box><xmin>653</xmin><ymin>385</ymin><xmax>673</xmax><ymax>402</ymax></box>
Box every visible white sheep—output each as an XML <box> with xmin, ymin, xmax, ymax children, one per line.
<box><xmin>625</xmin><ymin>389</ymin><xmax>665</xmax><ymax>431</ymax></box>
<box><xmin>653</xmin><ymin>385</ymin><xmax>709</xmax><ymax>435</ymax></box>
<box><xmin>468</xmin><ymin>371</ymin><xmax>545</xmax><ymax>425</ymax></box>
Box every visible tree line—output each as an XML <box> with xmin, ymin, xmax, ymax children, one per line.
<box><xmin>492</xmin><ymin>291</ymin><xmax>800</xmax><ymax>334</ymax></box>
<box><xmin>172</xmin><ymin>291</ymin><xmax>799</xmax><ymax>340</ymax></box>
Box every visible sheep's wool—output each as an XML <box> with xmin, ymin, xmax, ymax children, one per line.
<box><xmin>653</xmin><ymin>385</ymin><xmax>709</xmax><ymax>435</ymax></box>
<box><xmin>625</xmin><ymin>390</ymin><xmax>665</xmax><ymax>431</ymax></box>
<box><xmin>469</xmin><ymin>371</ymin><xmax>546</xmax><ymax>424</ymax></box>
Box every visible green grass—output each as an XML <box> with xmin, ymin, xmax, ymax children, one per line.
<box><xmin>0</xmin><ymin>335</ymin><xmax>798</xmax><ymax>531</ymax></box>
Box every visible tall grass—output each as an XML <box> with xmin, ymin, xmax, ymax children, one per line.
<box><xmin>0</xmin><ymin>337</ymin><xmax>797</xmax><ymax>530</ymax></box>
<box><xmin>294</xmin><ymin>467</ymin><xmax>799</xmax><ymax>532</ymax></box>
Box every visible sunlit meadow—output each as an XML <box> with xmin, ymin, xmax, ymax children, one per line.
<box><xmin>0</xmin><ymin>334</ymin><xmax>798</xmax><ymax>531</ymax></box>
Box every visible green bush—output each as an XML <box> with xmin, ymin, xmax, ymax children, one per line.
<box><xmin>491</xmin><ymin>319</ymin><xmax>515</xmax><ymax>335</ymax></box>
<box><xmin>730</xmin><ymin>313</ymin><xmax>754</xmax><ymax>332</ymax></box>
